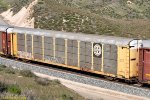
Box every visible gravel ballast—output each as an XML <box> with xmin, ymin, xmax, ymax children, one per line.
<box><xmin>0</xmin><ymin>57</ymin><xmax>150</xmax><ymax>98</ymax></box>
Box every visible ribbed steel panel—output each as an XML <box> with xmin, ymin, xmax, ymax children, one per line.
<box><xmin>17</xmin><ymin>34</ymin><xmax>25</xmax><ymax>40</ymax></box>
<box><xmin>44</xmin><ymin>37</ymin><xmax>53</xmax><ymax>44</ymax></box>
<box><xmin>93</xmin><ymin>57</ymin><xmax>101</xmax><ymax>65</ymax></box>
<box><xmin>103</xmin><ymin>44</ymin><xmax>118</xmax><ymax>75</ymax></box>
<box><xmin>80</xmin><ymin>41</ymin><xmax>92</xmax><ymax>70</ymax></box>
<box><xmin>17</xmin><ymin>34</ymin><xmax>25</xmax><ymax>46</ymax></box>
<box><xmin>104</xmin><ymin>44</ymin><xmax>117</xmax><ymax>53</ymax></box>
<box><xmin>56</xmin><ymin>45</ymin><xmax>65</xmax><ymax>52</ymax></box>
<box><xmin>27</xmin><ymin>34</ymin><xmax>32</xmax><ymax>41</ymax></box>
<box><xmin>17</xmin><ymin>40</ymin><xmax>25</xmax><ymax>46</ymax></box>
<box><xmin>33</xmin><ymin>42</ymin><xmax>42</xmax><ymax>48</ymax></box>
<box><xmin>17</xmin><ymin>45</ymin><xmax>25</xmax><ymax>51</ymax></box>
<box><xmin>55</xmin><ymin>51</ymin><xmax>65</xmax><ymax>58</ymax></box>
<box><xmin>44</xmin><ymin>43</ymin><xmax>53</xmax><ymax>50</ymax></box>
<box><xmin>56</xmin><ymin>38</ymin><xmax>65</xmax><ymax>45</ymax></box>
<box><xmin>103</xmin><ymin>59</ymin><xmax>117</xmax><ymax>74</ymax></box>
<box><xmin>67</xmin><ymin>39</ymin><xmax>78</xmax><ymax>67</ymax></box>
<box><xmin>34</xmin><ymin>48</ymin><xmax>42</xmax><ymax>54</ymax></box>
<box><xmin>44</xmin><ymin>49</ymin><xmax>53</xmax><ymax>56</ymax></box>
<box><xmin>68</xmin><ymin>40</ymin><xmax>78</xmax><ymax>47</ymax></box>
<box><xmin>27</xmin><ymin>40</ymin><xmax>32</xmax><ymax>47</ymax></box>
<box><xmin>34</xmin><ymin>35</ymin><xmax>42</xmax><ymax>42</ymax></box>
<box><xmin>93</xmin><ymin>64</ymin><xmax>101</xmax><ymax>71</ymax></box>
<box><xmin>104</xmin><ymin>52</ymin><xmax>117</xmax><ymax>60</ymax></box>
<box><xmin>27</xmin><ymin>46</ymin><xmax>32</xmax><ymax>53</ymax></box>
<box><xmin>26</xmin><ymin>35</ymin><xmax>32</xmax><ymax>53</ymax></box>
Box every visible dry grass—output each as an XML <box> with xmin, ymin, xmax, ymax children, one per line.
<box><xmin>0</xmin><ymin>67</ymin><xmax>85</xmax><ymax>100</ymax></box>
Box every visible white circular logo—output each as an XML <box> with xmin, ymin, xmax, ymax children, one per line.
<box><xmin>94</xmin><ymin>44</ymin><xmax>102</xmax><ymax>57</ymax></box>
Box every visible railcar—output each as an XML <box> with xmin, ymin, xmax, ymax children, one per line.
<box><xmin>0</xmin><ymin>25</ymin><xmax>13</xmax><ymax>56</ymax></box>
<box><xmin>139</xmin><ymin>40</ymin><xmax>150</xmax><ymax>84</ymax></box>
<box><xmin>0</xmin><ymin>25</ymin><xmax>142</xmax><ymax>82</ymax></box>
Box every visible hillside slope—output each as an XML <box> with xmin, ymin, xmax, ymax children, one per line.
<box><xmin>0</xmin><ymin>0</ymin><xmax>150</xmax><ymax>38</ymax></box>
<box><xmin>33</xmin><ymin>0</ymin><xmax>150</xmax><ymax>38</ymax></box>
<box><xmin>57</xmin><ymin>0</ymin><xmax>150</xmax><ymax>19</ymax></box>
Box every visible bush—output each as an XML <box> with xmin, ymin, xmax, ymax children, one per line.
<box><xmin>5</xmin><ymin>68</ymin><xmax>15</xmax><ymax>74</ymax></box>
<box><xmin>0</xmin><ymin>82</ymin><xmax>8</xmax><ymax>93</ymax></box>
<box><xmin>49</xmin><ymin>79</ymin><xmax>61</xmax><ymax>85</ymax></box>
<box><xmin>62</xmin><ymin>94</ymin><xmax>74</xmax><ymax>100</ymax></box>
<box><xmin>7</xmin><ymin>85</ymin><xmax>21</xmax><ymax>95</ymax></box>
<box><xmin>35</xmin><ymin>77</ymin><xmax>50</xmax><ymax>86</ymax></box>
<box><xmin>0</xmin><ymin>65</ymin><xmax>6</xmax><ymax>68</ymax></box>
<box><xmin>0</xmin><ymin>65</ymin><xmax>6</xmax><ymax>71</ymax></box>
<box><xmin>20</xmin><ymin>70</ymin><xmax>36</xmax><ymax>77</ymax></box>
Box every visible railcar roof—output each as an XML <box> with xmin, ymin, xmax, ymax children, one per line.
<box><xmin>0</xmin><ymin>25</ymin><xmax>9</xmax><ymax>31</ymax></box>
<box><xmin>142</xmin><ymin>40</ymin><xmax>150</xmax><ymax>48</ymax></box>
<box><xmin>0</xmin><ymin>25</ymin><xmax>137</xmax><ymax>46</ymax></box>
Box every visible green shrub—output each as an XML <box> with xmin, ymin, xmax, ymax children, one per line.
<box><xmin>35</xmin><ymin>77</ymin><xmax>50</xmax><ymax>86</ymax></box>
<box><xmin>5</xmin><ymin>68</ymin><xmax>15</xmax><ymax>74</ymax></box>
<box><xmin>20</xmin><ymin>70</ymin><xmax>36</xmax><ymax>77</ymax></box>
<box><xmin>7</xmin><ymin>85</ymin><xmax>21</xmax><ymax>95</ymax></box>
<box><xmin>49</xmin><ymin>79</ymin><xmax>61</xmax><ymax>85</ymax></box>
<box><xmin>0</xmin><ymin>65</ymin><xmax>6</xmax><ymax>68</ymax></box>
<box><xmin>0</xmin><ymin>65</ymin><xmax>6</xmax><ymax>71</ymax></box>
<box><xmin>62</xmin><ymin>94</ymin><xmax>74</xmax><ymax>100</ymax></box>
<box><xmin>0</xmin><ymin>82</ymin><xmax>8</xmax><ymax>93</ymax></box>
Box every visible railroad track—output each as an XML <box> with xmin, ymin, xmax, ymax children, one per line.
<box><xmin>0</xmin><ymin>56</ymin><xmax>150</xmax><ymax>98</ymax></box>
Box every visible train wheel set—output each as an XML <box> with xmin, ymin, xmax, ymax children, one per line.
<box><xmin>0</xmin><ymin>25</ymin><xmax>150</xmax><ymax>85</ymax></box>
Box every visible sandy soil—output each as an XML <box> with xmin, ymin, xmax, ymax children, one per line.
<box><xmin>0</xmin><ymin>0</ymin><xmax>38</xmax><ymax>28</ymax></box>
<box><xmin>34</xmin><ymin>72</ymin><xmax>149</xmax><ymax>100</ymax></box>
<box><xmin>0</xmin><ymin>16</ymin><xmax>8</xmax><ymax>25</ymax></box>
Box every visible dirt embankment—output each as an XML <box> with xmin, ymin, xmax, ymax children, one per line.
<box><xmin>0</xmin><ymin>0</ymin><xmax>38</xmax><ymax>28</ymax></box>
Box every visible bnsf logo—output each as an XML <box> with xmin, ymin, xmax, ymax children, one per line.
<box><xmin>93</xmin><ymin>43</ymin><xmax>102</xmax><ymax>57</ymax></box>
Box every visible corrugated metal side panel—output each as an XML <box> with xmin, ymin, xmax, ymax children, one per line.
<box><xmin>44</xmin><ymin>37</ymin><xmax>53</xmax><ymax>59</ymax></box>
<box><xmin>17</xmin><ymin>34</ymin><xmax>25</xmax><ymax>47</ymax></box>
<box><xmin>103</xmin><ymin>44</ymin><xmax>117</xmax><ymax>75</ymax></box>
<box><xmin>93</xmin><ymin>57</ymin><xmax>101</xmax><ymax>71</ymax></box>
<box><xmin>80</xmin><ymin>41</ymin><xmax>92</xmax><ymax>70</ymax></box>
<box><xmin>26</xmin><ymin>35</ymin><xmax>32</xmax><ymax>53</ymax></box>
<box><xmin>55</xmin><ymin>38</ymin><xmax>65</xmax><ymax>64</ymax></box>
<box><xmin>17</xmin><ymin>34</ymin><xmax>25</xmax><ymax>52</ymax></box>
<box><xmin>0</xmin><ymin>32</ymin><xmax>2</xmax><ymax>53</ymax></box>
<box><xmin>33</xmin><ymin>35</ymin><xmax>42</xmax><ymax>60</ymax></box>
<box><xmin>143</xmin><ymin>49</ymin><xmax>150</xmax><ymax>81</ymax></box>
<box><xmin>67</xmin><ymin>40</ymin><xmax>78</xmax><ymax>67</ymax></box>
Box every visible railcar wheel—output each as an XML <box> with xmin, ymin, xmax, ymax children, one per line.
<box><xmin>125</xmin><ymin>80</ymin><xmax>132</xmax><ymax>84</ymax></box>
<box><xmin>105</xmin><ymin>76</ymin><xmax>115</xmax><ymax>81</ymax></box>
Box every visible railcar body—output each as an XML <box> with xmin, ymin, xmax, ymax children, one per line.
<box><xmin>0</xmin><ymin>25</ymin><xmax>13</xmax><ymax>55</ymax></box>
<box><xmin>7</xmin><ymin>27</ymin><xmax>143</xmax><ymax>80</ymax></box>
<box><xmin>139</xmin><ymin>40</ymin><xmax>150</xmax><ymax>84</ymax></box>
<box><xmin>0</xmin><ymin>25</ymin><xmax>142</xmax><ymax>81</ymax></box>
